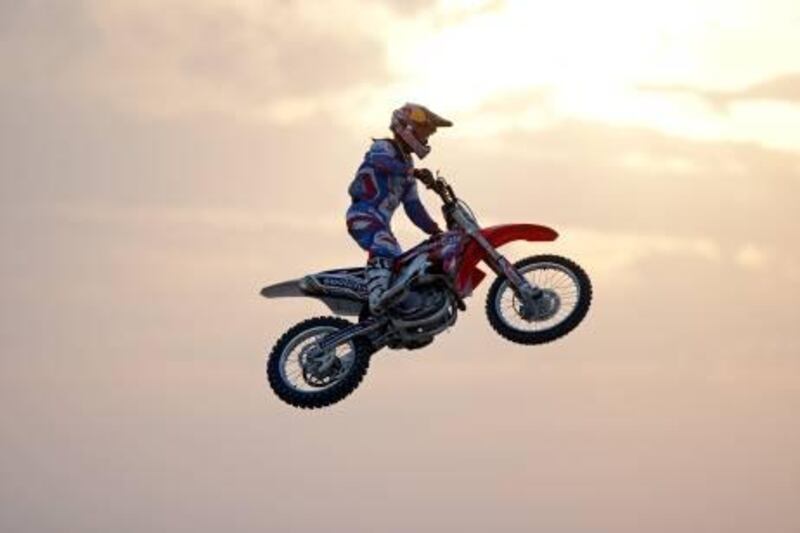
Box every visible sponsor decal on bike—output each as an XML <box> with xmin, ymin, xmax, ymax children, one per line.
<box><xmin>318</xmin><ymin>275</ymin><xmax>365</xmax><ymax>293</ymax></box>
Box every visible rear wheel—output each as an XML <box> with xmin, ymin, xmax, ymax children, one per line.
<box><xmin>486</xmin><ymin>254</ymin><xmax>592</xmax><ymax>345</ymax></box>
<box><xmin>267</xmin><ymin>316</ymin><xmax>372</xmax><ymax>409</ymax></box>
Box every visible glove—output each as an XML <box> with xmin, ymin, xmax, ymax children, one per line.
<box><xmin>413</xmin><ymin>168</ymin><xmax>435</xmax><ymax>187</ymax></box>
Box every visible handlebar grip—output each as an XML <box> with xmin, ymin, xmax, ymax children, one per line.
<box><xmin>413</xmin><ymin>169</ymin><xmax>435</xmax><ymax>186</ymax></box>
<box><xmin>415</xmin><ymin>172</ymin><xmax>456</xmax><ymax>205</ymax></box>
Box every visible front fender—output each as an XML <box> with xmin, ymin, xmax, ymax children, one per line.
<box><xmin>454</xmin><ymin>224</ymin><xmax>558</xmax><ymax>296</ymax></box>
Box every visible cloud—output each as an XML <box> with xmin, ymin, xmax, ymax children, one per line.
<box><xmin>4</xmin><ymin>4</ymin><xmax>800</xmax><ymax>531</ymax></box>
<box><xmin>0</xmin><ymin>0</ymin><xmax>99</xmax><ymax>87</ymax></box>
<box><xmin>431</xmin><ymin>118</ymin><xmax>800</xmax><ymax>268</ymax></box>
<box><xmin>0</xmin><ymin>0</ymin><xmax>398</xmax><ymax>119</ymax></box>
<box><xmin>432</xmin><ymin>0</ymin><xmax>507</xmax><ymax>25</ymax></box>
<box><xmin>638</xmin><ymin>72</ymin><xmax>800</xmax><ymax>112</ymax></box>
<box><xmin>735</xmin><ymin>243</ymin><xmax>771</xmax><ymax>270</ymax></box>
<box><xmin>381</xmin><ymin>0</ymin><xmax>435</xmax><ymax>16</ymax></box>
<box><xmin>46</xmin><ymin>200</ymin><xmax>795</xmax><ymax>291</ymax></box>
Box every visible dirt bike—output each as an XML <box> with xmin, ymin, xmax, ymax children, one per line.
<box><xmin>260</xmin><ymin>173</ymin><xmax>592</xmax><ymax>409</ymax></box>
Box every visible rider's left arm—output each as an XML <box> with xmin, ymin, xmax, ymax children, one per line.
<box><xmin>402</xmin><ymin>180</ymin><xmax>441</xmax><ymax>235</ymax></box>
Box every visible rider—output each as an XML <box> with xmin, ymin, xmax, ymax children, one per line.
<box><xmin>346</xmin><ymin>103</ymin><xmax>453</xmax><ymax>314</ymax></box>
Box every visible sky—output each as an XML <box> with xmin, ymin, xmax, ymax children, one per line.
<box><xmin>1</xmin><ymin>1</ymin><xmax>799</xmax><ymax>531</ymax></box>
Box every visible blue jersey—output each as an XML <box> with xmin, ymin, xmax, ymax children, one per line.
<box><xmin>347</xmin><ymin>139</ymin><xmax>439</xmax><ymax>234</ymax></box>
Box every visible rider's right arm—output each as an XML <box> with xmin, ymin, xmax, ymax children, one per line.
<box><xmin>402</xmin><ymin>180</ymin><xmax>441</xmax><ymax>235</ymax></box>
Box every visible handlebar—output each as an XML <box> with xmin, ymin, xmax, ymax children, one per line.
<box><xmin>415</xmin><ymin>171</ymin><xmax>457</xmax><ymax>206</ymax></box>
<box><xmin>414</xmin><ymin>171</ymin><xmax>480</xmax><ymax>232</ymax></box>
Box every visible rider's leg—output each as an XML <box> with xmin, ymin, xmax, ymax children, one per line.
<box><xmin>364</xmin><ymin>230</ymin><xmax>402</xmax><ymax>314</ymax></box>
<box><xmin>365</xmin><ymin>256</ymin><xmax>393</xmax><ymax>313</ymax></box>
<box><xmin>346</xmin><ymin>210</ymin><xmax>402</xmax><ymax>314</ymax></box>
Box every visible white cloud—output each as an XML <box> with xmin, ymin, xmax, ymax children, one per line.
<box><xmin>735</xmin><ymin>243</ymin><xmax>771</xmax><ymax>270</ymax></box>
<box><xmin>384</xmin><ymin>0</ymin><xmax>800</xmax><ymax>151</ymax></box>
<box><xmin>8</xmin><ymin>0</ymin><xmax>800</xmax><ymax>153</ymax></box>
<box><xmin>1</xmin><ymin>0</ymin><xmax>402</xmax><ymax>121</ymax></box>
<box><xmin>555</xmin><ymin>228</ymin><xmax>722</xmax><ymax>285</ymax></box>
<box><xmin>618</xmin><ymin>152</ymin><xmax>701</xmax><ymax>176</ymax></box>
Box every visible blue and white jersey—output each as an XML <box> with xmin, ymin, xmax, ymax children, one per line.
<box><xmin>347</xmin><ymin>139</ymin><xmax>439</xmax><ymax>234</ymax></box>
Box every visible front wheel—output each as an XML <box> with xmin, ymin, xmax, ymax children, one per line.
<box><xmin>486</xmin><ymin>254</ymin><xmax>592</xmax><ymax>345</ymax></box>
<box><xmin>266</xmin><ymin>316</ymin><xmax>372</xmax><ymax>409</ymax></box>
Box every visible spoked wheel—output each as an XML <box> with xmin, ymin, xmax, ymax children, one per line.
<box><xmin>267</xmin><ymin>316</ymin><xmax>372</xmax><ymax>409</ymax></box>
<box><xmin>486</xmin><ymin>254</ymin><xmax>592</xmax><ymax>345</ymax></box>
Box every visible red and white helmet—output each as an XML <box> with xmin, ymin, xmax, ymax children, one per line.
<box><xmin>390</xmin><ymin>103</ymin><xmax>453</xmax><ymax>159</ymax></box>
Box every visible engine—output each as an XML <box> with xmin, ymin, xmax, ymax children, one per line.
<box><xmin>386</xmin><ymin>283</ymin><xmax>458</xmax><ymax>350</ymax></box>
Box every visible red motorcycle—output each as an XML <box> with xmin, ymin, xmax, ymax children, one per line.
<box><xmin>261</xmin><ymin>173</ymin><xmax>592</xmax><ymax>408</ymax></box>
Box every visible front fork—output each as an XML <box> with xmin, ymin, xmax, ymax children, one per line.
<box><xmin>470</xmin><ymin>231</ymin><xmax>543</xmax><ymax>318</ymax></box>
<box><xmin>448</xmin><ymin>204</ymin><xmax>543</xmax><ymax>316</ymax></box>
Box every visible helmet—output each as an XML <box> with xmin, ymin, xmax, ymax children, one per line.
<box><xmin>390</xmin><ymin>103</ymin><xmax>453</xmax><ymax>159</ymax></box>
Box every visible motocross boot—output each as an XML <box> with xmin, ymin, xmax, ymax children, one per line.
<box><xmin>366</xmin><ymin>256</ymin><xmax>393</xmax><ymax>314</ymax></box>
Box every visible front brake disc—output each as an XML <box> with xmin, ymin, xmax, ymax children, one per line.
<box><xmin>516</xmin><ymin>290</ymin><xmax>560</xmax><ymax>321</ymax></box>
